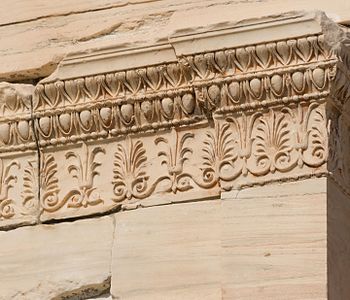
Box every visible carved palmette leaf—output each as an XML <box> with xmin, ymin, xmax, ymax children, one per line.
<box><xmin>53</xmin><ymin>144</ymin><xmax>105</xmax><ymax>210</ymax></box>
<box><xmin>113</xmin><ymin>138</ymin><xmax>149</xmax><ymax>202</ymax></box>
<box><xmin>202</xmin><ymin>131</ymin><xmax>219</xmax><ymax>184</ymax></box>
<box><xmin>66</xmin><ymin>143</ymin><xmax>105</xmax><ymax>188</ymax></box>
<box><xmin>66</xmin><ymin>150</ymin><xmax>82</xmax><ymax>182</ymax></box>
<box><xmin>21</xmin><ymin>160</ymin><xmax>37</xmax><ymax>211</ymax></box>
<box><xmin>0</xmin><ymin>159</ymin><xmax>19</xmax><ymax>219</ymax></box>
<box><xmin>42</xmin><ymin>155</ymin><xmax>58</xmax><ymax>191</ymax></box>
<box><xmin>89</xmin><ymin>146</ymin><xmax>106</xmax><ymax>179</ymax></box>
<box><xmin>40</xmin><ymin>153</ymin><xmax>60</xmax><ymax>212</ymax></box>
<box><xmin>202</xmin><ymin>123</ymin><xmax>238</xmax><ymax>184</ymax></box>
<box><xmin>303</xmin><ymin>105</ymin><xmax>327</xmax><ymax>167</ymax></box>
<box><xmin>154</xmin><ymin>130</ymin><xmax>194</xmax><ymax>193</ymax></box>
<box><xmin>0</xmin><ymin>159</ymin><xmax>19</xmax><ymax>200</ymax></box>
<box><xmin>252</xmin><ymin>110</ymin><xmax>292</xmax><ymax>174</ymax></box>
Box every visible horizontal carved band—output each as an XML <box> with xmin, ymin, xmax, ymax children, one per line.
<box><xmin>1</xmin><ymin>12</ymin><xmax>350</xmax><ymax>227</ymax></box>
<box><xmin>0</xmin><ymin>34</ymin><xmax>338</xmax><ymax>150</ymax></box>
<box><xmin>35</xmin><ymin>35</ymin><xmax>330</xmax><ymax>108</ymax></box>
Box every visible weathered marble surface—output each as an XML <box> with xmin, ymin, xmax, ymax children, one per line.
<box><xmin>221</xmin><ymin>179</ymin><xmax>327</xmax><ymax>299</ymax></box>
<box><xmin>0</xmin><ymin>178</ymin><xmax>331</xmax><ymax>299</ymax></box>
<box><xmin>1</xmin><ymin>10</ymin><xmax>350</xmax><ymax>227</ymax></box>
<box><xmin>1</xmin><ymin>2</ymin><xmax>350</xmax><ymax>299</ymax></box>
<box><xmin>1</xmin><ymin>0</ymin><xmax>350</xmax><ymax>81</ymax></box>
<box><xmin>112</xmin><ymin>201</ymin><xmax>222</xmax><ymax>299</ymax></box>
<box><xmin>0</xmin><ymin>216</ymin><xmax>114</xmax><ymax>299</ymax></box>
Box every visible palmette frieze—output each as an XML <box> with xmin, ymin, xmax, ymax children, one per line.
<box><xmin>2</xmin><ymin>15</ymin><xmax>350</xmax><ymax>226</ymax></box>
<box><xmin>0</xmin><ymin>152</ymin><xmax>39</xmax><ymax>228</ymax></box>
<box><xmin>35</xmin><ymin>100</ymin><xmax>328</xmax><ymax>220</ymax></box>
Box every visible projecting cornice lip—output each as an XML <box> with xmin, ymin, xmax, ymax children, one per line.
<box><xmin>169</xmin><ymin>12</ymin><xmax>322</xmax><ymax>56</ymax></box>
<box><xmin>4</xmin><ymin>9</ymin><xmax>350</xmax><ymax>228</ymax></box>
<box><xmin>41</xmin><ymin>11</ymin><xmax>323</xmax><ymax>83</ymax></box>
<box><xmin>42</xmin><ymin>44</ymin><xmax>178</xmax><ymax>83</ymax></box>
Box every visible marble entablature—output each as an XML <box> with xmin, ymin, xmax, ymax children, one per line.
<box><xmin>0</xmin><ymin>11</ymin><xmax>349</xmax><ymax>227</ymax></box>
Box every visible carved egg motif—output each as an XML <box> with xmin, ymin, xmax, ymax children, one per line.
<box><xmin>141</xmin><ymin>101</ymin><xmax>153</xmax><ymax>121</ymax></box>
<box><xmin>215</xmin><ymin>51</ymin><xmax>227</xmax><ymax>72</ymax></box>
<box><xmin>85</xmin><ymin>77</ymin><xmax>99</xmax><ymax>99</ymax></box>
<box><xmin>105</xmin><ymin>74</ymin><xmax>119</xmax><ymax>97</ymax></box>
<box><xmin>4</xmin><ymin>88</ymin><xmax>17</xmax><ymax>112</ymax></box>
<box><xmin>126</xmin><ymin>71</ymin><xmax>140</xmax><ymax>93</ymax></box>
<box><xmin>17</xmin><ymin>120</ymin><xmax>30</xmax><ymax>139</ymax></box>
<box><xmin>182</xmin><ymin>94</ymin><xmax>195</xmax><ymax>114</ymax></box>
<box><xmin>270</xmin><ymin>75</ymin><xmax>283</xmax><ymax>95</ymax></box>
<box><xmin>276</xmin><ymin>41</ymin><xmax>289</xmax><ymax>64</ymax></box>
<box><xmin>249</xmin><ymin>78</ymin><xmax>262</xmax><ymax>98</ymax></box>
<box><xmin>0</xmin><ymin>123</ymin><xmax>10</xmax><ymax>144</ymax></box>
<box><xmin>120</xmin><ymin>104</ymin><xmax>134</xmax><ymax>123</ymax></box>
<box><xmin>44</xmin><ymin>83</ymin><xmax>57</xmax><ymax>105</ymax></box>
<box><xmin>228</xmin><ymin>82</ymin><xmax>240</xmax><ymax>102</ymax></box>
<box><xmin>312</xmin><ymin>68</ymin><xmax>325</xmax><ymax>89</ymax></box>
<box><xmin>100</xmin><ymin>107</ymin><xmax>112</xmax><ymax>125</ymax></box>
<box><xmin>59</xmin><ymin>113</ymin><xmax>71</xmax><ymax>132</ymax></box>
<box><xmin>80</xmin><ymin>110</ymin><xmax>92</xmax><ymax>128</ymax></box>
<box><xmin>208</xmin><ymin>85</ymin><xmax>221</xmax><ymax>104</ymax></box>
<box><xmin>292</xmin><ymin>72</ymin><xmax>304</xmax><ymax>92</ymax></box>
<box><xmin>297</xmin><ymin>38</ymin><xmax>311</xmax><ymax>61</ymax></box>
<box><xmin>64</xmin><ymin>80</ymin><xmax>78</xmax><ymax>103</ymax></box>
<box><xmin>39</xmin><ymin>117</ymin><xmax>51</xmax><ymax>136</ymax></box>
<box><xmin>161</xmin><ymin>97</ymin><xmax>174</xmax><ymax>117</ymax></box>
<box><xmin>255</xmin><ymin>44</ymin><xmax>269</xmax><ymax>67</ymax></box>
<box><xmin>194</xmin><ymin>55</ymin><xmax>208</xmax><ymax>77</ymax></box>
<box><xmin>235</xmin><ymin>48</ymin><xmax>249</xmax><ymax>70</ymax></box>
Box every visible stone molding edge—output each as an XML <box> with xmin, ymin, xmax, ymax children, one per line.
<box><xmin>1</xmin><ymin>11</ymin><xmax>350</xmax><ymax>227</ymax></box>
<box><xmin>30</xmin><ymin>35</ymin><xmax>337</xmax><ymax>148</ymax></box>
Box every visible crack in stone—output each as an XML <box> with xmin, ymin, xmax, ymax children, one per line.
<box><xmin>29</xmin><ymin>94</ymin><xmax>42</xmax><ymax>225</ymax></box>
<box><xmin>0</xmin><ymin>0</ymin><xmax>162</xmax><ymax>28</ymax></box>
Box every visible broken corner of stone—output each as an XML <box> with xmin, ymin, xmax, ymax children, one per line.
<box><xmin>1</xmin><ymin>9</ymin><xmax>350</xmax><ymax>300</ymax></box>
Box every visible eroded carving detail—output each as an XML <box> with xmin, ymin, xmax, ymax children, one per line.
<box><xmin>22</xmin><ymin>159</ymin><xmax>38</xmax><ymax>214</ymax></box>
<box><xmin>40</xmin><ymin>153</ymin><xmax>60</xmax><ymax>213</ymax></box>
<box><xmin>40</xmin><ymin>144</ymin><xmax>105</xmax><ymax>213</ymax></box>
<box><xmin>155</xmin><ymin>129</ymin><xmax>194</xmax><ymax>193</ymax></box>
<box><xmin>201</xmin><ymin>122</ymin><xmax>238</xmax><ymax>189</ymax></box>
<box><xmin>65</xmin><ymin>143</ymin><xmax>105</xmax><ymax>208</ymax></box>
<box><xmin>29</xmin><ymin>34</ymin><xmax>336</xmax><ymax>149</ymax></box>
<box><xmin>112</xmin><ymin>137</ymin><xmax>149</xmax><ymax>202</ymax></box>
<box><xmin>0</xmin><ymin>159</ymin><xmax>19</xmax><ymax>219</ymax></box>
<box><xmin>251</xmin><ymin>109</ymin><xmax>293</xmax><ymax>175</ymax></box>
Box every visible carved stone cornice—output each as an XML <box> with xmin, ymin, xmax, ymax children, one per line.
<box><xmin>32</xmin><ymin>34</ymin><xmax>335</xmax><ymax>146</ymax></box>
<box><xmin>1</xmin><ymin>11</ymin><xmax>350</xmax><ymax>226</ymax></box>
